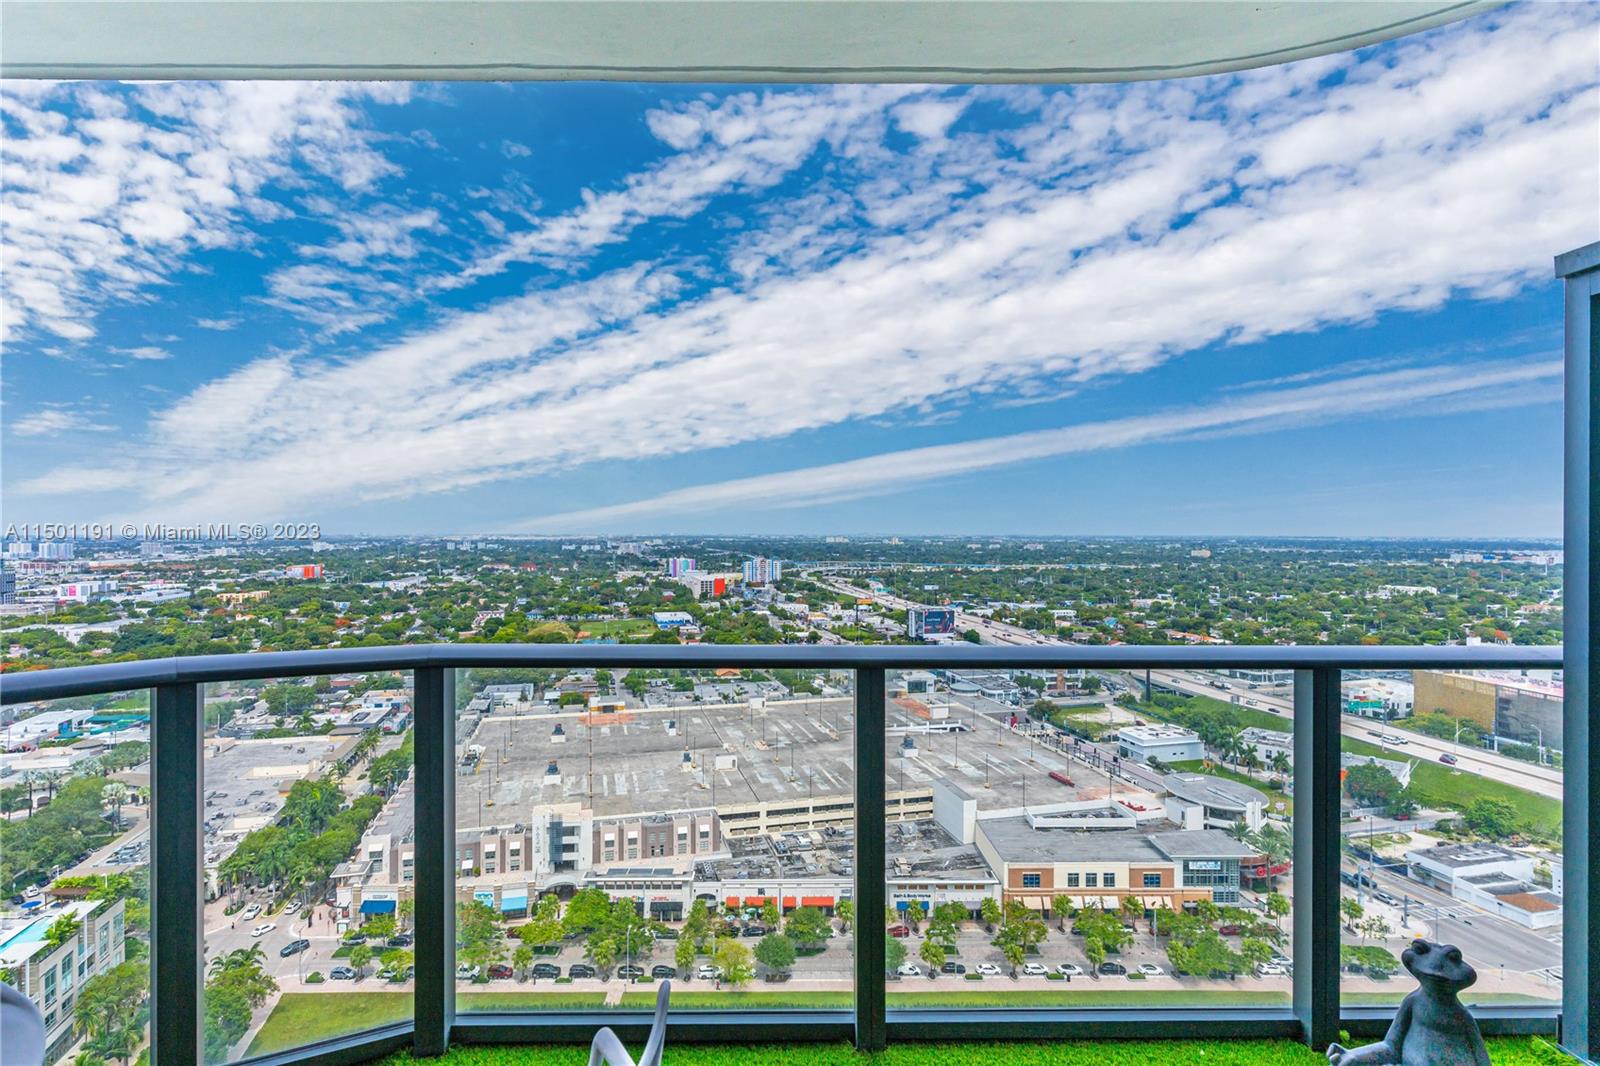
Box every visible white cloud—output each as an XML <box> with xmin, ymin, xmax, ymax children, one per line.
<box><xmin>500</xmin><ymin>140</ymin><xmax>533</xmax><ymax>159</ymax></box>
<box><xmin>513</xmin><ymin>358</ymin><xmax>1563</xmax><ymax>530</ymax></box>
<box><xmin>16</xmin><ymin>4</ymin><xmax>1600</xmax><ymax>524</ymax></box>
<box><xmin>195</xmin><ymin>316</ymin><xmax>240</xmax><ymax>331</ymax></box>
<box><xmin>112</xmin><ymin>345</ymin><xmax>173</xmax><ymax>361</ymax></box>
<box><xmin>0</xmin><ymin>81</ymin><xmax>412</xmax><ymax>343</ymax></box>
<box><xmin>9</xmin><ymin>404</ymin><xmax>116</xmax><ymax>437</ymax></box>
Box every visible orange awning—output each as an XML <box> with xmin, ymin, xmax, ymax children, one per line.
<box><xmin>800</xmin><ymin>896</ymin><xmax>835</xmax><ymax>907</ymax></box>
<box><xmin>782</xmin><ymin>897</ymin><xmax>797</xmax><ymax>909</ymax></box>
<box><xmin>725</xmin><ymin>897</ymin><xmax>740</xmax><ymax>908</ymax></box>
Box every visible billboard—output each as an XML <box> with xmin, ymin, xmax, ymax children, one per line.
<box><xmin>909</xmin><ymin>606</ymin><xmax>957</xmax><ymax>639</ymax></box>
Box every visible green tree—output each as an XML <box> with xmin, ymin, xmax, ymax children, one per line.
<box><xmin>75</xmin><ymin>960</ymin><xmax>148</xmax><ymax>1064</ymax></box>
<box><xmin>784</xmin><ymin>905</ymin><xmax>830</xmax><ymax>948</ymax></box>
<box><xmin>1463</xmin><ymin>798</ymin><xmax>1521</xmax><ymax>838</ymax></box>
<box><xmin>918</xmin><ymin>937</ymin><xmax>946</xmax><ymax>977</ymax></box>
<box><xmin>1339</xmin><ymin>897</ymin><xmax>1364</xmax><ymax>930</ymax></box>
<box><xmin>712</xmin><ymin>937</ymin><xmax>754</xmax><ymax>987</ymax></box>
<box><xmin>1344</xmin><ymin>763</ymin><xmax>1416</xmax><ymax>816</ymax></box>
<box><xmin>1084</xmin><ymin>934</ymin><xmax>1106</xmax><ymax>975</ymax></box>
<box><xmin>833</xmin><ymin>899</ymin><xmax>854</xmax><ymax>933</ymax></box>
<box><xmin>675</xmin><ymin>936</ymin><xmax>697</xmax><ymax>978</ymax></box>
<box><xmin>512</xmin><ymin>943</ymin><xmax>535</xmax><ymax>980</ymax></box>
<box><xmin>379</xmin><ymin>948</ymin><xmax>413</xmax><ymax>981</ymax></box>
<box><xmin>978</xmin><ymin>897</ymin><xmax>1002</xmax><ymax>932</ymax></box>
<box><xmin>456</xmin><ymin>900</ymin><xmax>506</xmax><ymax>977</ymax></box>
<box><xmin>521</xmin><ymin>894</ymin><xmax>563</xmax><ymax>952</ymax></box>
<box><xmin>884</xmin><ymin>933</ymin><xmax>907</xmax><ymax>973</ymax></box>
<box><xmin>44</xmin><ymin>912</ymin><xmax>82</xmax><ymax>951</ymax></box>
<box><xmin>760</xmin><ymin>899</ymin><xmax>781</xmax><ymax>929</ymax></box>
<box><xmin>362</xmin><ymin>912</ymin><xmax>397</xmax><ymax>940</ymax></box>
<box><xmin>1051</xmin><ymin>893</ymin><xmax>1074</xmax><ymax>931</ymax></box>
<box><xmin>754</xmin><ymin>932</ymin><xmax>796</xmax><ymax>978</ymax></box>
<box><xmin>1265</xmin><ymin>892</ymin><xmax>1291</xmax><ymax>930</ymax></box>
<box><xmin>348</xmin><ymin>943</ymin><xmax>373</xmax><ymax>977</ymax></box>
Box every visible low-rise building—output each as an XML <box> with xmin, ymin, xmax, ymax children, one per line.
<box><xmin>1116</xmin><ymin>724</ymin><xmax>1205</xmax><ymax>765</ymax></box>
<box><xmin>1161</xmin><ymin>772</ymin><xmax>1268</xmax><ymax>832</ymax></box>
<box><xmin>1405</xmin><ymin>842</ymin><xmax>1560</xmax><ymax>930</ymax></box>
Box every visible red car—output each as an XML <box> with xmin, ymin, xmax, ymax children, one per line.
<box><xmin>1439</xmin><ymin>753</ymin><xmax>1459</xmax><ymax>766</ymax></box>
<box><xmin>487</xmin><ymin>964</ymin><xmax>514</xmax><ymax>980</ymax></box>
<box><xmin>887</xmin><ymin>925</ymin><xmax>912</xmax><ymax>938</ymax></box>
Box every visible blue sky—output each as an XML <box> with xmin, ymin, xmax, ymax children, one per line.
<box><xmin>2</xmin><ymin>4</ymin><xmax>1596</xmax><ymax>538</ymax></box>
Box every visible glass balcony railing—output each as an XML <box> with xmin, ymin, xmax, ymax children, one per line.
<box><xmin>0</xmin><ymin>643</ymin><xmax>1574</xmax><ymax>1066</ymax></box>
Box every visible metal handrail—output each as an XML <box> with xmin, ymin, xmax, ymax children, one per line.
<box><xmin>0</xmin><ymin>641</ymin><xmax>1564</xmax><ymax>704</ymax></box>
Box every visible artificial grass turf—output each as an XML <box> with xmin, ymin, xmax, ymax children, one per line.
<box><xmin>247</xmin><ymin>992</ymin><xmax>609</xmax><ymax>1056</ymax></box>
<box><xmin>367</xmin><ymin>1037</ymin><xmax>1576</xmax><ymax>1066</ymax></box>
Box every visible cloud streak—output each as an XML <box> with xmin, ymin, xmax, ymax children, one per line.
<box><xmin>511</xmin><ymin>357</ymin><xmax>1563</xmax><ymax>530</ymax></box>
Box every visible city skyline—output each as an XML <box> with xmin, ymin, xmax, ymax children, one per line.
<box><xmin>2</xmin><ymin>4</ymin><xmax>1597</xmax><ymax>537</ymax></box>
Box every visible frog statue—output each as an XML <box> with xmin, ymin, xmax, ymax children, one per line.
<box><xmin>1327</xmin><ymin>939</ymin><xmax>1491</xmax><ymax>1066</ymax></box>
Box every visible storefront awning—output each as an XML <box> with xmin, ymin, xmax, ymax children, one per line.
<box><xmin>499</xmin><ymin>895</ymin><xmax>528</xmax><ymax>913</ymax></box>
<box><xmin>359</xmin><ymin>899</ymin><xmax>396</xmax><ymax>915</ymax></box>
<box><xmin>800</xmin><ymin>896</ymin><xmax>834</xmax><ymax>908</ymax></box>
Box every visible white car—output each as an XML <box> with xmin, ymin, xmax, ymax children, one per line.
<box><xmin>1021</xmin><ymin>962</ymin><xmax>1049</xmax><ymax>976</ymax></box>
<box><xmin>456</xmin><ymin>964</ymin><xmax>480</xmax><ymax>980</ymax></box>
<box><xmin>1256</xmin><ymin>963</ymin><xmax>1288</xmax><ymax>976</ymax></box>
<box><xmin>694</xmin><ymin>965</ymin><xmax>723</xmax><ymax>980</ymax></box>
<box><xmin>249</xmin><ymin>923</ymin><xmax>276</xmax><ymax>938</ymax></box>
<box><xmin>239</xmin><ymin>904</ymin><xmax>262</xmax><ymax>921</ymax></box>
<box><xmin>896</xmin><ymin>963</ymin><xmax>922</xmax><ymax>977</ymax></box>
<box><xmin>1056</xmin><ymin>963</ymin><xmax>1084</xmax><ymax>977</ymax></box>
<box><xmin>1269</xmin><ymin>954</ymin><xmax>1292</xmax><ymax>967</ymax></box>
<box><xmin>1138</xmin><ymin>963</ymin><xmax>1164</xmax><ymax>976</ymax></box>
<box><xmin>974</xmin><ymin>963</ymin><xmax>1003</xmax><ymax>976</ymax></box>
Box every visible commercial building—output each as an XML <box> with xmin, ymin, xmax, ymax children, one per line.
<box><xmin>285</xmin><ymin>563</ymin><xmax>324</xmax><ymax>580</ymax></box>
<box><xmin>1161</xmin><ymin>773</ymin><xmax>1268</xmax><ymax>832</ymax></box>
<box><xmin>973</xmin><ymin>818</ymin><xmax>1256</xmax><ymax>913</ymax></box>
<box><xmin>1405</xmin><ymin>842</ymin><xmax>1562</xmax><ymax>930</ymax></box>
<box><xmin>1413</xmin><ymin>671</ymin><xmax>1564</xmax><ymax>750</ymax></box>
<box><xmin>1342</xmin><ymin>677</ymin><xmax>1415</xmax><ymax>719</ymax></box>
<box><xmin>0</xmin><ymin>898</ymin><xmax>127</xmax><ymax>1063</ymax></box>
<box><xmin>652</xmin><ymin>611</ymin><xmax>694</xmax><ymax>629</ymax></box>
<box><xmin>663</xmin><ymin>557</ymin><xmax>697</xmax><ymax>578</ymax></box>
<box><xmin>679</xmin><ymin>572</ymin><xmax>733</xmax><ymax>599</ymax></box>
<box><xmin>1115</xmin><ymin>725</ymin><xmax>1205</xmax><ymax>765</ymax></box>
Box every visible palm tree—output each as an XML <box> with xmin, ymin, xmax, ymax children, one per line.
<box><xmin>209</xmin><ymin>945</ymin><xmax>266</xmax><ymax>977</ymax></box>
<box><xmin>101</xmin><ymin>782</ymin><xmax>131</xmax><ymax>827</ymax></box>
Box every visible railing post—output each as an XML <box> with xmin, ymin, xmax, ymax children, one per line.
<box><xmin>854</xmin><ymin>667</ymin><xmax>887</xmax><ymax>1050</ymax></box>
<box><xmin>413</xmin><ymin>666</ymin><xmax>455</xmax><ymax>1056</ymax></box>
<box><xmin>1556</xmin><ymin>241</ymin><xmax>1599</xmax><ymax>1060</ymax></box>
<box><xmin>1293</xmin><ymin>666</ymin><xmax>1341</xmax><ymax>1049</ymax></box>
<box><xmin>150</xmin><ymin>682</ymin><xmax>203</xmax><ymax>1066</ymax></box>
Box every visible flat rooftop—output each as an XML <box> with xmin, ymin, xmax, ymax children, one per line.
<box><xmin>1409</xmin><ymin>842</ymin><xmax>1524</xmax><ymax>868</ymax></box>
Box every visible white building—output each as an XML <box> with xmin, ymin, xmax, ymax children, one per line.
<box><xmin>1162</xmin><ymin>772</ymin><xmax>1267</xmax><ymax>832</ymax></box>
<box><xmin>1343</xmin><ymin>677</ymin><xmax>1415</xmax><ymax>719</ymax></box>
<box><xmin>1116</xmin><ymin>724</ymin><xmax>1205</xmax><ymax>765</ymax></box>
<box><xmin>1405</xmin><ymin>842</ymin><xmax>1561</xmax><ymax>930</ymax></box>
<box><xmin>0</xmin><ymin>898</ymin><xmax>127</xmax><ymax>1063</ymax></box>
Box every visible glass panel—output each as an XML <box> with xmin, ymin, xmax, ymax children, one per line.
<box><xmin>0</xmin><ymin>690</ymin><xmax>152</xmax><ymax>1064</ymax></box>
<box><xmin>202</xmin><ymin>671</ymin><xmax>413</xmax><ymax>1062</ymax></box>
<box><xmin>1339</xmin><ymin>668</ymin><xmax>1563</xmax><ymax>1008</ymax></box>
<box><xmin>453</xmin><ymin>665</ymin><xmax>855</xmax><ymax>1012</ymax></box>
<box><xmin>885</xmin><ymin>667</ymin><xmax>1293</xmax><ymax>1009</ymax></box>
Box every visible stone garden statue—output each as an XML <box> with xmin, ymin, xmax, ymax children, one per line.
<box><xmin>1327</xmin><ymin>939</ymin><xmax>1491</xmax><ymax>1066</ymax></box>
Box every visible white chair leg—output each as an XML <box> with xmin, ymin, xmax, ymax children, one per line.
<box><xmin>588</xmin><ymin>1026</ymin><xmax>637</xmax><ymax>1066</ymax></box>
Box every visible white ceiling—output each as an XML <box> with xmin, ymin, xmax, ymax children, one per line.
<box><xmin>0</xmin><ymin>0</ymin><xmax>1502</xmax><ymax>83</ymax></box>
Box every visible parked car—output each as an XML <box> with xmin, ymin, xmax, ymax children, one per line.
<box><xmin>1098</xmin><ymin>961</ymin><xmax>1127</xmax><ymax>976</ymax></box>
<box><xmin>239</xmin><ymin>903</ymin><xmax>261</xmax><ymax>921</ymax></box>
<box><xmin>456</xmin><ymin>964</ymin><xmax>480</xmax><ymax>980</ymax></box>
<box><xmin>1138</xmin><ymin>963</ymin><xmax>1164</xmax><ymax>976</ymax></box>
<box><xmin>694</xmin><ymin>965</ymin><xmax>723</xmax><ymax>980</ymax></box>
<box><xmin>1022</xmin><ymin>962</ymin><xmax>1049</xmax><ymax>976</ymax></box>
<box><xmin>377</xmin><ymin>965</ymin><xmax>415</xmax><ymax>982</ymax></box>
<box><xmin>896</xmin><ymin>963</ymin><xmax>922</xmax><ymax>978</ymax></box>
<box><xmin>1256</xmin><ymin>962</ymin><xmax>1288</xmax><ymax>976</ymax></box>
<box><xmin>568</xmin><ymin>964</ymin><xmax>597</xmax><ymax>979</ymax></box>
<box><xmin>532</xmin><ymin>963</ymin><xmax>562</xmax><ymax>980</ymax></box>
<box><xmin>742</xmin><ymin>926</ymin><xmax>768</xmax><ymax>938</ymax></box>
<box><xmin>1056</xmin><ymin>963</ymin><xmax>1083</xmax><ymax>977</ymax></box>
<box><xmin>1217</xmin><ymin>924</ymin><xmax>1241</xmax><ymax>936</ymax></box>
<box><xmin>329</xmin><ymin>966</ymin><xmax>358</xmax><ymax>981</ymax></box>
<box><xmin>974</xmin><ymin>963</ymin><xmax>1002</xmax><ymax>976</ymax></box>
<box><xmin>617</xmin><ymin>965</ymin><xmax>646</xmax><ymax>979</ymax></box>
<box><xmin>250</xmin><ymin>922</ymin><xmax>277</xmax><ymax>938</ymax></box>
<box><xmin>387</xmin><ymin>933</ymin><xmax>414</xmax><ymax>947</ymax></box>
<box><xmin>1439</xmin><ymin>753</ymin><xmax>1459</xmax><ymax>765</ymax></box>
<box><xmin>941</xmin><ymin>962</ymin><xmax>967</xmax><ymax>975</ymax></box>
<box><xmin>1269</xmin><ymin>954</ymin><xmax>1292</xmax><ymax>967</ymax></box>
<box><xmin>887</xmin><ymin>924</ymin><xmax>912</xmax><ymax>938</ymax></box>
<box><xmin>651</xmin><ymin>965</ymin><xmax>678</xmax><ymax>979</ymax></box>
<box><xmin>280</xmin><ymin>939</ymin><xmax>310</xmax><ymax>958</ymax></box>
<box><xmin>487</xmin><ymin>964</ymin><xmax>514</xmax><ymax>980</ymax></box>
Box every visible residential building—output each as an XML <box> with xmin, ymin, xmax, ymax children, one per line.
<box><xmin>741</xmin><ymin>557</ymin><xmax>783</xmax><ymax>585</ymax></box>
<box><xmin>0</xmin><ymin>899</ymin><xmax>127</xmax><ymax>1063</ymax></box>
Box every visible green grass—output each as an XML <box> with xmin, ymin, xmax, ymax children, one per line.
<box><xmin>1340</xmin><ymin>736</ymin><xmax>1562</xmax><ymax>837</ymax></box>
<box><xmin>887</xmin><ymin>988</ymin><xmax>1289</xmax><ymax>1007</ymax></box>
<box><xmin>620</xmin><ymin>989</ymin><xmax>854</xmax><ymax>1009</ymax></box>
<box><xmin>367</xmin><ymin>1037</ymin><xmax>1576</xmax><ymax>1066</ymax></box>
<box><xmin>1137</xmin><ymin>692</ymin><xmax>1292</xmax><ymax>734</ymax></box>
<box><xmin>247</xmin><ymin>993</ymin><xmax>415</xmax><ymax>1057</ymax></box>
<box><xmin>458</xmin><ymin>992</ymin><xmax>610</xmax><ymax>1010</ymax></box>
<box><xmin>573</xmin><ymin>619</ymin><xmax>655</xmax><ymax>639</ymax></box>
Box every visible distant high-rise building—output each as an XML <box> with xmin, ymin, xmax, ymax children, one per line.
<box><xmin>285</xmin><ymin>564</ymin><xmax>324</xmax><ymax>580</ymax></box>
<box><xmin>0</xmin><ymin>567</ymin><xmax>15</xmax><ymax>604</ymax></box>
<box><xmin>664</xmin><ymin>557</ymin><xmax>697</xmax><ymax>577</ymax></box>
<box><xmin>741</xmin><ymin>557</ymin><xmax>783</xmax><ymax>585</ymax></box>
<box><xmin>36</xmin><ymin>541</ymin><xmax>74</xmax><ymax>560</ymax></box>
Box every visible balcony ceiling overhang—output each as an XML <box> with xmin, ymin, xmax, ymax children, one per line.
<box><xmin>0</xmin><ymin>0</ymin><xmax>1502</xmax><ymax>83</ymax></box>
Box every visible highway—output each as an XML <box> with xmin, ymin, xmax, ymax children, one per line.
<box><xmin>1139</xmin><ymin>669</ymin><xmax>1561</xmax><ymax>800</ymax></box>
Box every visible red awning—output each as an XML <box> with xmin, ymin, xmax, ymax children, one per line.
<box><xmin>782</xmin><ymin>897</ymin><xmax>797</xmax><ymax>909</ymax></box>
<box><xmin>744</xmin><ymin>896</ymin><xmax>773</xmax><ymax>906</ymax></box>
<box><xmin>724</xmin><ymin>897</ymin><xmax>740</xmax><ymax>908</ymax></box>
<box><xmin>800</xmin><ymin>896</ymin><xmax>834</xmax><ymax>908</ymax></box>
